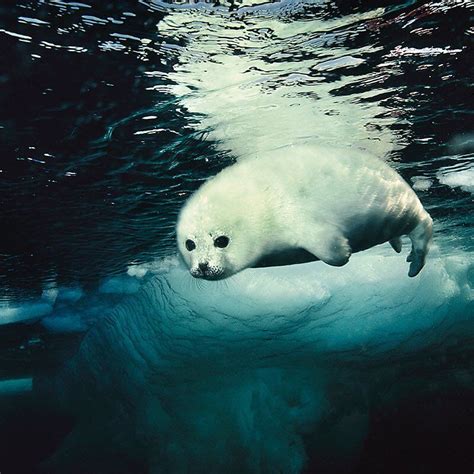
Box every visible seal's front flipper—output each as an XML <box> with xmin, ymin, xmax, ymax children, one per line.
<box><xmin>298</xmin><ymin>225</ymin><xmax>351</xmax><ymax>267</ymax></box>
<box><xmin>389</xmin><ymin>237</ymin><xmax>402</xmax><ymax>253</ymax></box>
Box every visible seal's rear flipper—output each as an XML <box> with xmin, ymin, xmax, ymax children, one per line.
<box><xmin>407</xmin><ymin>214</ymin><xmax>433</xmax><ymax>277</ymax></box>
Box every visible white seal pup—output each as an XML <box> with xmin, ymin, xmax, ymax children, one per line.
<box><xmin>177</xmin><ymin>146</ymin><xmax>432</xmax><ymax>280</ymax></box>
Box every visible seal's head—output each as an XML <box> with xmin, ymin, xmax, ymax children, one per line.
<box><xmin>176</xmin><ymin>174</ymin><xmax>270</xmax><ymax>280</ymax></box>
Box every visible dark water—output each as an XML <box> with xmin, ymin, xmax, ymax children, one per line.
<box><xmin>0</xmin><ymin>1</ymin><xmax>224</xmax><ymax>298</ymax></box>
<box><xmin>0</xmin><ymin>0</ymin><xmax>473</xmax><ymax>473</ymax></box>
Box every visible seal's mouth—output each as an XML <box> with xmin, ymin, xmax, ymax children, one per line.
<box><xmin>190</xmin><ymin>268</ymin><xmax>226</xmax><ymax>281</ymax></box>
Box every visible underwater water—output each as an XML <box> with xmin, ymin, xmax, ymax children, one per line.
<box><xmin>0</xmin><ymin>0</ymin><xmax>473</xmax><ymax>472</ymax></box>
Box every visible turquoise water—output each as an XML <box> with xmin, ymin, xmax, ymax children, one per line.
<box><xmin>0</xmin><ymin>1</ymin><xmax>472</xmax><ymax>472</ymax></box>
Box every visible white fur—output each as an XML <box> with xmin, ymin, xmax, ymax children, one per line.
<box><xmin>177</xmin><ymin>145</ymin><xmax>432</xmax><ymax>279</ymax></box>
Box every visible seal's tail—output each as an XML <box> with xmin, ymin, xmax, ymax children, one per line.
<box><xmin>406</xmin><ymin>212</ymin><xmax>433</xmax><ymax>277</ymax></box>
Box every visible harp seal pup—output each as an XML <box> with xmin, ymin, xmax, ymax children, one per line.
<box><xmin>177</xmin><ymin>146</ymin><xmax>432</xmax><ymax>280</ymax></box>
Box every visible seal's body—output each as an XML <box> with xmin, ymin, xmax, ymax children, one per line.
<box><xmin>177</xmin><ymin>146</ymin><xmax>432</xmax><ymax>280</ymax></box>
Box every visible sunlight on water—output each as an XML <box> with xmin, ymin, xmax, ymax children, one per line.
<box><xmin>162</xmin><ymin>6</ymin><xmax>398</xmax><ymax>159</ymax></box>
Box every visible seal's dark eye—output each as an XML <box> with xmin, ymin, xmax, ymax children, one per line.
<box><xmin>214</xmin><ymin>236</ymin><xmax>229</xmax><ymax>248</ymax></box>
<box><xmin>185</xmin><ymin>239</ymin><xmax>196</xmax><ymax>251</ymax></box>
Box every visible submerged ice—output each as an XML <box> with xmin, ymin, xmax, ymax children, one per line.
<box><xmin>40</xmin><ymin>248</ymin><xmax>473</xmax><ymax>473</ymax></box>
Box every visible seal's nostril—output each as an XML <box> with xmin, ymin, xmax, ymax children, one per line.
<box><xmin>199</xmin><ymin>262</ymin><xmax>209</xmax><ymax>272</ymax></box>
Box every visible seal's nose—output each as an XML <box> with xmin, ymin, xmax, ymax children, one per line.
<box><xmin>198</xmin><ymin>262</ymin><xmax>209</xmax><ymax>272</ymax></box>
